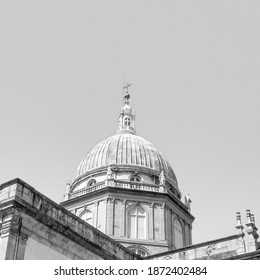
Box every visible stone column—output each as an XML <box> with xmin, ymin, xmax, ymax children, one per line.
<box><xmin>172</xmin><ymin>213</ymin><xmax>177</xmax><ymax>248</ymax></box>
<box><xmin>189</xmin><ymin>224</ymin><xmax>193</xmax><ymax>246</ymax></box>
<box><xmin>159</xmin><ymin>203</ymin><xmax>166</xmax><ymax>241</ymax></box>
<box><xmin>0</xmin><ymin>216</ymin><xmax>12</xmax><ymax>259</ymax></box>
<box><xmin>148</xmin><ymin>203</ymin><xmax>154</xmax><ymax>240</ymax></box>
<box><xmin>16</xmin><ymin>232</ymin><xmax>29</xmax><ymax>260</ymax></box>
<box><xmin>184</xmin><ymin>221</ymin><xmax>192</xmax><ymax>247</ymax></box>
<box><xmin>120</xmin><ymin>199</ymin><xmax>126</xmax><ymax>237</ymax></box>
<box><xmin>165</xmin><ymin>206</ymin><xmax>172</xmax><ymax>247</ymax></box>
<box><xmin>106</xmin><ymin>197</ymin><xmax>115</xmax><ymax>236</ymax></box>
<box><xmin>180</xmin><ymin>219</ymin><xmax>185</xmax><ymax>247</ymax></box>
<box><xmin>94</xmin><ymin>202</ymin><xmax>98</xmax><ymax>228</ymax></box>
<box><xmin>0</xmin><ymin>215</ymin><xmax>29</xmax><ymax>260</ymax></box>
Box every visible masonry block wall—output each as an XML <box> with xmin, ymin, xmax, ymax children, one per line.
<box><xmin>0</xmin><ymin>179</ymin><xmax>139</xmax><ymax>260</ymax></box>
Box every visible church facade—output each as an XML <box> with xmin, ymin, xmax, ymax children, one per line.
<box><xmin>0</xmin><ymin>86</ymin><xmax>259</xmax><ymax>260</ymax></box>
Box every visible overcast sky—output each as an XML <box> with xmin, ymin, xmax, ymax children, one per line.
<box><xmin>1</xmin><ymin>1</ymin><xmax>260</xmax><ymax>244</ymax></box>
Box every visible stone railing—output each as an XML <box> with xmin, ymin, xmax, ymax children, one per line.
<box><xmin>113</xmin><ymin>180</ymin><xmax>160</xmax><ymax>193</ymax></box>
<box><xmin>70</xmin><ymin>181</ymin><xmax>106</xmax><ymax>199</ymax></box>
<box><xmin>70</xmin><ymin>179</ymin><xmax>162</xmax><ymax>199</ymax></box>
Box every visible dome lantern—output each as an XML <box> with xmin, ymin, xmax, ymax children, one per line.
<box><xmin>117</xmin><ymin>83</ymin><xmax>136</xmax><ymax>134</ymax></box>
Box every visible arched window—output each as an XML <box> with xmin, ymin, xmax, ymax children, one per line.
<box><xmin>128</xmin><ymin>207</ymin><xmax>146</xmax><ymax>239</ymax></box>
<box><xmin>80</xmin><ymin>209</ymin><xmax>93</xmax><ymax>226</ymax></box>
<box><xmin>174</xmin><ymin>219</ymin><xmax>183</xmax><ymax>249</ymax></box>
<box><xmin>130</xmin><ymin>175</ymin><xmax>141</xmax><ymax>182</ymax></box>
<box><xmin>88</xmin><ymin>179</ymin><xmax>96</xmax><ymax>188</ymax></box>
<box><xmin>124</xmin><ymin>117</ymin><xmax>131</xmax><ymax>127</ymax></box>
<box><xmin>127</xmin><ymin>246</ymin><xmax>149</xmax><ymax>257</ymax></box>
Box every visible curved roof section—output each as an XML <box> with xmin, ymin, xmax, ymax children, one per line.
<box><xmin>72</xmin><ymin>131</ymin><xmax>178</xmax><ymax>187</ymax></box>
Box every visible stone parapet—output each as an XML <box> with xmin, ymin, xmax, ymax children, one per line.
<box><xmin>145</xmin><ymin>234</ymin><xmax>246</xmax><ymax>260</ymax></box>
<box><xmin>0</xmin><ymin>178</ymin><xmax>140</xmax><ymax>260</ymax></box>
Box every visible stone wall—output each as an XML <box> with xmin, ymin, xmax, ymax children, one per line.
<box><xmin>145</xmin><ymin>234</ymin><xmax>247</xmax><ymax>260</ymax></box>
<box><xmin>0</xmin><ymin>178</ymin><xmax>140</xmax><ymax>260</ymax></box>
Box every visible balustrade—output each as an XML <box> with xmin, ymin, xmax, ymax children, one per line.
<box><xmin>70</xmin><ymin>179</ymin><xmax>161</xmax><ymax>199</ymax></box>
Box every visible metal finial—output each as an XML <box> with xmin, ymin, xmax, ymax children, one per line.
<box><xmin>123</xmin><ymin>83</ymin><xmax>132</xmax><ymax>104</ymax></box>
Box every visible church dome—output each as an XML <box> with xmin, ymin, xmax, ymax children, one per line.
<box><xmin>68</xmin><ymin>84</ymin><xmax>180</xmax><ymax>198</ymax></box>
<box><xmin>72</xmin><ymin>131</ymin><xmax>178</xmax><ymax>188</ymax></box>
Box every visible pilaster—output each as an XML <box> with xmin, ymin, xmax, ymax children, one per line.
<box><xmin>120</xmin><ymin>199</ymin><xmax>126</xmax><ymax>237</ymax></box>
<box><xmin>165</xmin><ymin>205</ymin><xmax>172</xmax><ymax>247</ymax></box>
<box><xmin>189</xmin><ymin>224</ymin><xmax>193</xmax><ymax>245</ymax></box>
<box><xmin>171</xmin><ymin>213</ymin><xmax>177</xmax><ymax>248</ymax></box>
<box><xmin>0</xmin><ymin>215</ymin><xmax>29</xmax><ymax>260</ymax></box>
<box><xmin>180</xmin><ymin>219</ymin><xmax>185</xmax><ymax>247</ymax></box>
<box><xmin>106</xmin><ymin>197</ymin><xmax>115</xmax><ymax>236</ymax></box>
<box><xmin>159</xmin><ymin>203</ymin><xmax>166</xmax><ymax>241</ymax></box>
<box><xmin>183</xmin><ymin>220</ymin><xmax>188</xmax><ymax>247</ymax></box>
<box><xmin>148</xmin><ymin>203</ymin><xmax>154</xmax><ymax>240</ymax></box>
<box><xmin>94</xmin><ymin>202</ymin><xmax>98</xmax><ymax>228</ymax></box>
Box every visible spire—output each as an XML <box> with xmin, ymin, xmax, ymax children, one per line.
<box><xmin>235</xmin><ymin>212</ymin><xmax>244</xmax><ymax>236</ymax></box>
<box><xmin>117</xmin><ymin>83</ymin><xmax>136</xmax><ymax>134</ymax></box>
<box><xmin>245</xmin><ymin>209</ymin><xmax>259</xmax><ymax>252</ymax></box>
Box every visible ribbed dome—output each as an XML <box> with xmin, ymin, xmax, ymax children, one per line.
<box><xmin>72</xmin><ymin>131</ymin><xmax>178</xmax><ymax>186</ymax></box>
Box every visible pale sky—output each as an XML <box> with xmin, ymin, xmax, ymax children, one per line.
<box><xmin>1</xmin><ymin>1</ymin><xmax>260</xmax><ymax>244</ymax></box>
